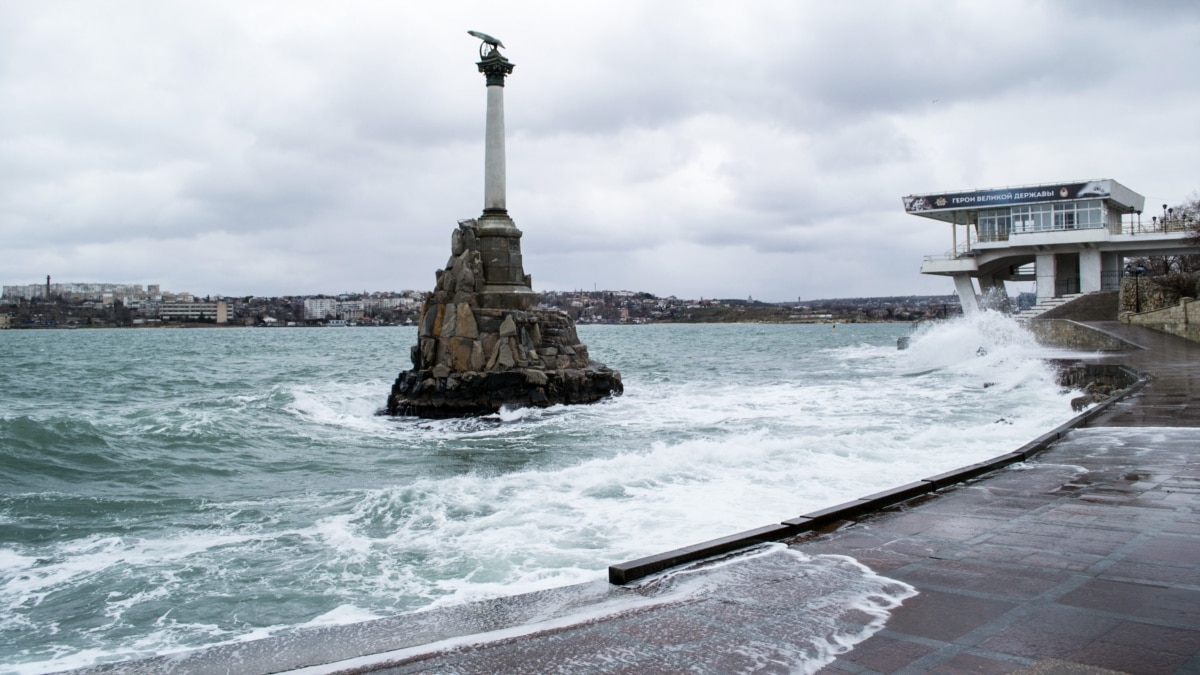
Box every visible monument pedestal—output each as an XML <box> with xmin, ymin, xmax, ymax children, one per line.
<box><xmin>385</xmin><ymin>220</ymin><xmax>622</xmax><ymax>418</ymax></box>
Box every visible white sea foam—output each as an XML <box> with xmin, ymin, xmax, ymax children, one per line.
<box><xmin>300</xmin><ymin>604</ymin><xmax>384</xmax><ymax>628</ymax></box>
<box><xmin>280</xmin><ymin>545</ymin><xmax>915</xmax><ymax>675</ymax></box>
<box><xmin>285</xmin><ymin>381</ymin><xmax>396</xmax><ymax>434</ymax></box>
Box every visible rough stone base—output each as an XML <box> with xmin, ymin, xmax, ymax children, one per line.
<box><xmin>386</xmin><ymin>362</ymin><xmax>623</xmax><ymax>418</ymax></box>
<box><xmin>383</xmin><ymin>218</ymin><xmax>622</xmax><ymax>418</ymax></box>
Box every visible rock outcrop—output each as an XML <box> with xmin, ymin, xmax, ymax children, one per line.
<box><xmin>385</xmin><ymin>219</ymin><xmax>622</xmax><ymax>418</ymax></box>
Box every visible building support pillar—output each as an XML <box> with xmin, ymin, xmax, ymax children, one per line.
<box><xmin>1101</xmin><ymin>252</ymin><xmax>1120</xmax><ymax>290</ymax></box>
<box><xmin>1079</xmin><ymin>249</ymin><xmax>1103</xmax><ymax>293</ymax></box>
<box><xmin>1036</xmin><ymin>253</ymin><xmax>1057</xmax><ymax>301</ymax></box>
<box><xmin>953</xmin><ymin>274</ymin><xmax>980</xmax><ymax>315</ymax></box>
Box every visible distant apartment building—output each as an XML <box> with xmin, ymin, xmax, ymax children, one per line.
<box><xmin>1</xmin><ymin>282</ymin><xmax>148</xmax><ymax>301</ymax></box>
<box><xmin>366</xmin><ymin>296</ymin><xmax>419</xmax><ymax>312</ymax></box>
<box><xmin>159</xmin><ymin>300</ymin><xmax>228</xmax><ymax>323</ymax></box>
<box><xmin>304</xmin><ymin>298</ymin><xmax>338</xmax><ymax>320</ymax></box>
<box><xmin>0</xmin><ymin>314</ymin><xmax>10</xmax><ymax>329</ymax></box>
<box><xmin>137</xmin><ymin>300</ymin><xmax>161</xmax><ymax>317</ymax></box>
<box><xmin>340</xmin><ymin>300</ymin><xmax>368</xmax><ymax>322</ymax></box>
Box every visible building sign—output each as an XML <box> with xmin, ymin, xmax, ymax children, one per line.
<box><xmin>903</xmin><ymin>180</ymin><xmax>1112</xmax><ymax>213</ymax></box>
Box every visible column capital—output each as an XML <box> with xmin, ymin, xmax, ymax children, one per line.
<box><xmin>477</xmin><ymin>52</ymin><xmax>514</xmax><ymax>87</ymax></box>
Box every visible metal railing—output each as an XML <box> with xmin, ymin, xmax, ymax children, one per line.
<box><xmin>1116</xmin><ymin>216</ymin><xmax>1194</xmax><ymax>236</ymax></box>
<box><xmin>923</xmin><ymin>237</ymin><xmax>978</xmax><ymax>262</ymax></box>
<box><xmin>1101</xmin><ymin>270</ymin><xmax>1122</xmax><ymax>291</ymax></box>
<box><xmin>923</xmin><ymin>217</ymin><xmax>1195</xmax><ymax>262</ymax></box>
<box><xmin>1011</xmin><ymin>222</ymin><xmax>1107</xmax><ymax>236</ymax></box>
<box><xmin>1055</xmin><ymin>278</ymin><xmax>1081</xmax><ymax>296</ymax></box>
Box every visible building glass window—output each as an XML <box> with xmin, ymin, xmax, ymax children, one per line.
<box><xmin>1077</xmin><ymin>200</ymin><xmax>1103</xmax><ymax>227</ymax></box>
<box><xmin>1054</xmin><ymin>203</ymin><xmax>1077</xmax><ymax>228</ymax></box>
<box><xmin>977</xmin><ymin>208</ymin><xmax>1011</xmax><ymax>241</ymax></box>
<box><xmin>1012</xmin><ymin>204</ymin><xmax>1054</xmax><ymax>233</ymax></box>
<box><xmin>1011</xmin><ymin>200</ymin><xmax>1103</xmax><ymax>234</ymax></box>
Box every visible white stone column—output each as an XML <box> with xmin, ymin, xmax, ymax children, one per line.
<box><xmin>1080</xmin><ymin>249</ymin><xmax>1102</xmax><ymax>294</ymax></box>
<box><xmin>484</xmin><ymin>85</ymin><xmax>506</xmax><ymax>213</ymax></box>
<box><xmin>953</xmin><ymin>274</ymin><xmax>980</xmax><ymax>315</ymax></box>
<box><xmin>476</xmin><ymin>48</ymin><xmax>514</xmax><ymax>224</ymax></box>
<box><xmin>1036</xmin><ymin>253</ymin><xmax>1057</xmax><ymax>301</ymax></box>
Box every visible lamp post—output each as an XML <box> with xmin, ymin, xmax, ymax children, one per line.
<box><xmin>1125</xmin><ymin>263</ymin><xmax>1147</xmax><ymax>313</ymax></box>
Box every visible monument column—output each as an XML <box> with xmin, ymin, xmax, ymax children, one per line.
<box><xmin>469</xmin><ymin>32</ymin><xmax>535</xmax><ymax>309</ymax></box>
<box><xmin>478</xmin><ymin>46</ymin><xmax>513</xmax><ymax>218</ymax></box>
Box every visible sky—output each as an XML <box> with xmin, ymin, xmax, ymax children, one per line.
<box><xmin>2</xmin><ymin>1</ymin><xmax>1199</xmax><ymax>302</ymax></box>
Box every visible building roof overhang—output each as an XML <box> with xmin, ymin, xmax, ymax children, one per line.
<box><xmin>901</xmin><ymin>179</ymin><xmax>1145</xmax><ymax>223</ymax></box>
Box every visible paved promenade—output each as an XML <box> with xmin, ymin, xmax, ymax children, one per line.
<box><xmin>803</xmin><ymin>323</ymin><xmax>1200</xmax><ymax>674</ymax></box>
<box><xmin>80</xmin><ymin>323</ymin><xmax>1200</xmax><ymax>674</ymax></box>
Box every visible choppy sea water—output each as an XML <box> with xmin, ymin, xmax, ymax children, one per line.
<box><xmin>1</xmin><ymin>315</ymin><xmax>1084</xmax><ymax>673</ymax></box>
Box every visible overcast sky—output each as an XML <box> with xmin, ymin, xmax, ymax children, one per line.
<box><xmin>3</xmin><ymin>1</ymin><xmax>1199</xmax><ymax>301</ymax></box>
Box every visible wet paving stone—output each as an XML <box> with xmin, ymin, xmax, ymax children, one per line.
<box><xmin>898</xmin><ymin>559</ymin><xmax>1069</xmax><ymax>600</ymax></box>
<box><xmin>819</xmin><ymin>633</ymin><xmax>936</xmax><ymax>672</ymax></box>
<box><xmin>1066</xmin><ymin>639</ymin><xmax>1194</xmax><ymax>675</ymax></box>
<box><xmin>881</xmin><ymin>589</ymin><xmax>1019</xmax><ymax>642</ymax></box>
<box><xmin>925</xmin><ymin>651</ymin><xmax>1025</xmax><ymax>674</ymax></box>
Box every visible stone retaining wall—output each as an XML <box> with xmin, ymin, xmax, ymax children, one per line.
<box><xmin>1122</xmin><ymin>298</ymin><xmax>1200</xmax><ymax>343</ymax></box>
<box><xmin>1025</xmin><ymin>319</ymin><xmax>1136</xmax><ymax>351</ymax></box>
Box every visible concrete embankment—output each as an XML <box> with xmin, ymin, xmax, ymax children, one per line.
<box><xmin>74</xmin><ymin>322</ymin><xmax>1200</xmax><ymax>674</ymax></box>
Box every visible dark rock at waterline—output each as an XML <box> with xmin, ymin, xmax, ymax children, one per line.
<box><xmin>1055</xmin><ymin>362</ymin><xmax>1139</xmax><ymax>412</ymax></box>
<box><xmin>387</xmin><ymin>361</ymin><xmax>623</xmax><ymax>418</ymax></box>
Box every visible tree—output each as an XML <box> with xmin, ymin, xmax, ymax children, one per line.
<box><xmin>1138</xmin><ymin>192</ymin><xmax>1200</xmax><ymax>306</ymax></box>
<box><xmin>1179</xmin><ymin>192</ymin><xmax>1200</xmax><ymax>246</ymax></box>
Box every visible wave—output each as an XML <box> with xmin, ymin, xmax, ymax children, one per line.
<box><xmin>278</xmin><ymin>545</ymin><xmax>916</xmax><ymax>675</ymax></box>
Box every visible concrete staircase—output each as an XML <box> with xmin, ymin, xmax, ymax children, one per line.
<box><xmin>1013</xmin><ymin>293</ymin><xmax>1085</xmax><ymax>320</ymax></box>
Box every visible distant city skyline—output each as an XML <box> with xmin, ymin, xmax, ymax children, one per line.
<box><xmin>3</xmin><ymin>278</ymin><xmax>959</xmax><ymax>307</ymax></box>
<box><xmin>2</xmin><ymin>2</ymin><xmax>1198</xmax><ymax>302</ymax></box>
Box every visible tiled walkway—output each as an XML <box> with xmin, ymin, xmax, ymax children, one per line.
<box><xmin>796</xmin><ymin>323</ymin><xmax>1200</xmax><ymax>674</ymax></box>
<box><xmin>807</xmin><ymin>426</ymin><xmax>1200</xmax><ymax>674</ymax></box>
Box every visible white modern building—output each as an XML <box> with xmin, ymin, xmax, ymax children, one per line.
<box><xmin>159</xmin><ymin>300</ymin><xmax>228</xmax><ymax>323</ymax></box>
<box><xmin>303</xmin><ymin>298</ymin><xmax>338</xmax><ymax>320</ymax></box>
<box><xmin>905</xmin><ymin>179</ymin><xmax>1193</xmax><ymax>314</ymax></box>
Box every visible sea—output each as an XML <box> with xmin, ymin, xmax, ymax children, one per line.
<box><xmin>0</xmin><ymin>314</ymin><xmax>1087</xmax><ymax>673</ymax></box>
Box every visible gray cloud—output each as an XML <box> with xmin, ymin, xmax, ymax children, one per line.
<box><xmin>2</xmin><ymin>1</ymin><xmax>1199</xmax><ymax>300</ymax></box>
